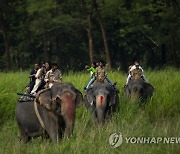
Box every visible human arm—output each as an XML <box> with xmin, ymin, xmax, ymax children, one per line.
<box><xmin>29</xmin><ymin>70</ymin><xmax>36</xmax><ymax>78</ymax></box>
<box><xmin>35</xmin><ymin>69</ymin><xmax>43</xmax><ymax>79</ymax></box>
<box><xmin>58</xmin><ymin>70</ymin><xmax>63</xmax><ymax>82</ymax></box>
<box><xmin>44</xmin><ymin>71</ymin><xmax>50</xmax><ymax>83</ymax></box>
<box><xmin>86</xmin><ymin>67</ymin><xmax>94</xmax><ymax>72</ymax></box>
<box><xmin>139</xmin><ymin>66</ymin><xmax>144</xmax><ymax>73</ymax></box>
<box><xmin>85</xmin><ymin>65</ymin><xmax>90</xmax><ymax>69</ymax></box>
<box><xmin>53</xmin><ymin>69</ymin><xmax>62</xmax><ymax>82</ymax></box>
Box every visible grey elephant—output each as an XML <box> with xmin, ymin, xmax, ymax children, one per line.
<box><xmin>125</xmin><ymin>78</ymin><xmax>154</xmax><ymax>102</ymax></box>
<box><xmin>85</xmin><ymin>82</ymin><xmax>119</xmax><ymax>124</ymax></box>
<box><xmin>15</xmin><ymin>82</ymin><xmax>83</xmax><ymax>143</ymax></box>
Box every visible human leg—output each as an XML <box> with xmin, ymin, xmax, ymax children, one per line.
<box><xmin>106</xmin><ymin>77</ymin><xmax>114</xmax><ymax>86</ymax></box>
<box><xmin>30</xmin><ymin>79</ymin><xmax>41</xmax><ymax>95</ymax></box>
<box><xmin>86</xmin><ymin>77</ymin><xmax>95</xmax><ymax>89</ymax></box>
<box><xmin>126</xmin><ymin>74</ymin><xmax>131</xmax><ymax>85</ymax></box>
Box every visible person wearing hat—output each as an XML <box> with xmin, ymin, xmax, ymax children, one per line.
<box><xmin>44</xmin><ymin>63</ymin><xmax>62</xmax><ymax>88</ymax></box>
<box><xmin>125</xmin><ymin>61</ymin><xmax>146</xmax><ymax>85</ymax></box>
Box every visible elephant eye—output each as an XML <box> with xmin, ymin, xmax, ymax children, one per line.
<box><xmin>134</xmin><ymin>87</ymin><xmax>138</xmax><ymax>92</ymax></box>
<box><xmin>55</xmin><ymin>97</ymin><xmax>61</xmax><ymax>103</ymax></box>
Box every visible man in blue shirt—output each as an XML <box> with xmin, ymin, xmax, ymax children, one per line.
<box><xmin>29</xmin><ymin>63</ymin><xmax>39</xmax><ymax>92</ymax></box>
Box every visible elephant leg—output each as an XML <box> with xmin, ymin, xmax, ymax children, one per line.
<box><xmin>41</xmin><ymin>131</ymin><xmax>49</xmax><ymax>141</ymax></box>
<box><xmin>97</xmin><ymin>108</ymin><xmax>105</xmax><ymax>124</ymax></box>
<box><xmin>45</xmin><ymin>118</ymin><xmax>60</xmax><ymax>142</ymax></box>
<box><xmin>92</xmin><ymin>110</ymin><xmax>98</xmax><ymax>123</ymax></box>
<box><xmin>90</xmin><ymin>105</ymin><xmax>97</xmax><ymax>122</ymax></box>
<box><xmin>84</xmin><ymin>97</ymin><xmax>91</xmax><ymax>109</ymax></box>
<box><xmin>106</xmin><ymin>107</ymin><xmax>112</xmax><ymax>117</ymax></box>
<box><xmin>19</xmin><ymin>129</ymin><xmax>31</xmax><ymax>143</ymax></box>
<box><xmin>59</xmin><ymin>126</ymin><xmax>65</xmax><ymax>139</ymax></box>
<box><xmin>48</xmin><ymin>127</ymin><xmax>59</xmax><ymax>142</ymax></box>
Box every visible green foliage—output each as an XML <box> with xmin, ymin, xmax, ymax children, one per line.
<box><xmin>0</xmin><ymin>69</ymin><xmax>180</xmax><ymax>153</ymax></box>
<box><xmin>0</xmin><ymin>72</ymin><xmax>29</xmax><ymax>124</ymax></box>
<box><xmin>0</xmin><ymin>0</ymin><xmax>179</xmax><ymax>71</ymax></box>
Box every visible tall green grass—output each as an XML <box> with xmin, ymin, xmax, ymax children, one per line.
<box><xmin>0</xmin><ymin>69</ymin><xmax>180</xmax><ymax>154</ymax></box>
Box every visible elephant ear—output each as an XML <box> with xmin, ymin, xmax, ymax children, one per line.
<box><xmin>86</xmin><ymin>88</ymin><xmax>95</xmax><ymax>106</ymax></box>
<box><xmin>144</xmin><ymin>83</ymin><xmax>154</xmax><ymax>98</ymax></box>
<box><xmin>75</xmin><ymin>89</ymin><xmax>83</xmax><ymax>108</ymax></box>
<box><xmin>109</xmin><ymin>89</ymin><xmax>118</xmax><ymax>106</ymax></box>
<box><xmin>36</xmin><ymin>89</ymin><xmax>52</xmax><ymax>108</ymax></box>
<box><xmin>124</xmin><ymin>85</ymin><xmax>129</xmax><ymax>97</ymax></box>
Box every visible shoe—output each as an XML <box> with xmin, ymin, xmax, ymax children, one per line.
<box><xmin>113</xmin><ymin>82</ymin><xmax>117</xmax><ymax>86</ymax></box>
<box><xmin>124</xmin><ymin>84</ymin><xmax>127</xmax><ymax>88</ymax></box>
<box><xmin>116</xmin><ymin>89</ymin><xmax>119</xmax><ymax>93</ymax></box>
<box><xmin>30</xmin><ymin>92</ymin><xmax>36</xmax><ymax>96</ymax></box>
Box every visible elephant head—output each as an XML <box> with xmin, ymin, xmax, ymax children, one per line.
<box><xmin>85</xmin><ymin>82</ymin><xmax>118</xmax><ymax>124</ymax></box>
<box><xmin>125</xmin><ymin>79</ymin><xmax>154</xmax><ymax>102</ymax></box>
<box><xmin>36</xmin><ymin>82</ymin><xmax>83</xmax><ymax>139</ymax></box>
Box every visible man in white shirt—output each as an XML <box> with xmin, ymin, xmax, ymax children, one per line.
<box><xmin>31</xmin><ymin>64</ymin><xmax>46</xmax><ymax>95</ymax></box>
<box><xmin>44</xmin><ymin>63</ymin><xmax>62</xmax><ymax>88</ymax></box>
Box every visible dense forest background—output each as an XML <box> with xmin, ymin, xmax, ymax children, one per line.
<box><xmin>0</xmin><ymin>0</ymin><xmax>179</xmax><ymax>71</ymax></box>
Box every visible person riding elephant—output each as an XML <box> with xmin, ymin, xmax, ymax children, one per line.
<box><xmin>126</xmin><ymin>61</ymin><xmax>147</xmax><ymax>85</ymax></box>
<box><xmin>44</xmin><ymin>63</ymin><xmax>62</xmax><ymax>88</ymax></box>
<box><xmin>85</xmin><ymin>61</ymin><xmax>114</xmax><ymax>90</ymax></box>
<box><xmin>85</xmin><ymin>82</ymin><xmax>119</xmax><ymax>124</ymax></box>
<box><xmin>16</xmin><ymin>82</ymin><xmax>83</xmax><ymax>143</ymax></box>
<box><xmin>85</xmin><ymin>62</ymin><xmax>97</xmax><ymax>90</ymax></box>
<box><xmin>30</xmin><ymin>64</ymin><xmax>46</xmax><ymax>95</ymax></box>
<box><xmin>26</xmin><ymin>63</ymin><xmax>39</xmax><ymax>93</ymax></box>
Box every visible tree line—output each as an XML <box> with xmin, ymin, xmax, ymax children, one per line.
<box><xmin>0</xmin><ymin>0</ymin><xmax>179</xmax><ymax>71</ymax></box>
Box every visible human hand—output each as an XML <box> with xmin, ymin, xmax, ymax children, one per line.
<box><xmin>85</xmin><ymin>65</ymin><xmax>89</xmax><ymax>69</ymax></box>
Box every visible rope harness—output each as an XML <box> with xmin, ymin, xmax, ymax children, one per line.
<box><xmin>34</xmin><ymin>99</ymin><xmax>45</xmax><ymax>129</ymax></box>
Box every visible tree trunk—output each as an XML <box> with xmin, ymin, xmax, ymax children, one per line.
<box><xmin>170</xmin><ymin>36</ymin><xmax>178</xmax><ymax>67</ymax></box>
<box><xmin>161</xmin><ymin>44</ymin><xmax>166</xmax><ymax>65</ymax></box>
<box><xmin>56</xmin><ymin>36</ymin><xmax>62</xmax><ymax>66</ymax></box>
<box><xmin>0</xmin><ymin>20</ymin><xmax>11</xmax><ymax>70</ymax></box>
<box><xmin>87</xmin><ymin>15</ymin><xmax>94</xmax><ymax>63</ymax></box>
<box><xmin>81</xmin><ymin>0</ymin><xmax>95</xmax><ymax>64</ymax></box>
<box><xmin>93</xmin><ymin>0</ymin><xmax>112</xmax><ymax>69</ymax></box>
<box><xmin>43</xmin><ymin>33</ymin><xmax>49</xmax><ymax>62</ymax></box>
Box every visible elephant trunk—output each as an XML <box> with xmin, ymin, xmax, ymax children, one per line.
<box><xmin>65</xmin><ymin>119</ymin><xmax>74</xmax><ymax>138</ymax></box>
<box><xmin>131</xmin><ymin>87</ymin><xmax>142</xmax><ymax>100</ymax></box>
<box><xmin>60</xmin><ymin>92</ymin><xmax>75</xmax><ymax>138</ymax></box>
<box><xmin>96</xmin><ymin>95</ymin><xmax>106</xmax><ymax>124</ymax></box>
<box><xmin>131</xmin><ymin>91</ymin><xmax>139</xmax><ymax>100</ymax></box>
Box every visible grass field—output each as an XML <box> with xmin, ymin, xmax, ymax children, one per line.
<box><xmin>0</xmin><ymin>68</ymin><xmax>180</xmax><ymax>154</ymax></box>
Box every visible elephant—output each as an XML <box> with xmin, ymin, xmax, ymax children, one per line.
<box><xmin>15</xmin><ymin>82</ymin><xmax>83</xmax><ymax>143</ymax></box>
<box><xmin>85</xmin><ymin>82</ymin><xmax>119</xmax><ymax>124</ymax></box>
<box><xmin>125</xmin><ymin>78</ymin><xmax>154</xmax><ymax>103</ymax></box>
